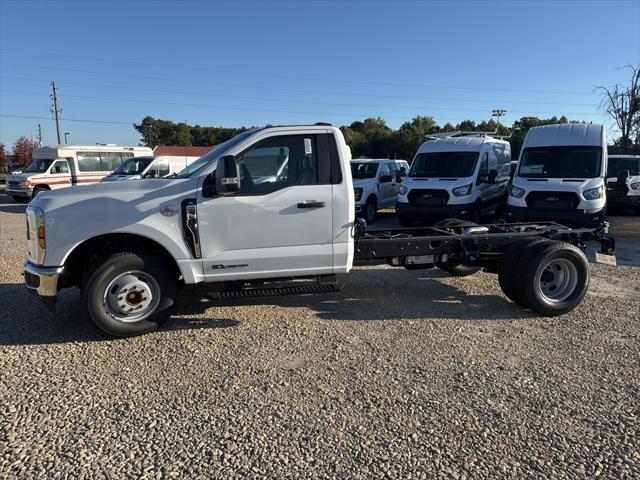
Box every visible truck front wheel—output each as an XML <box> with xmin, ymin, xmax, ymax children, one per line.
<box><xmin>82</xmin><ymin>252</ymin><xmax>177</xmax><ymax>337</ymax></box>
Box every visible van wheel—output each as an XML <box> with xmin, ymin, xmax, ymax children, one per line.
<box><xmin>498</xmin><ymin>237</ymin><xmax>549</xmax><ymax>304</ymax></box>
<box><xmin>31</xmin><ymin>186</ymin><xmax>48</xmax><ymax>199</ymax></box>
<box><xmin>434</xmin><ymin>218</ymin><xmax>482</xmax><ymax>277</ymax></box>
<box><xmin>82</xmin><ymin>252</ymin><xmax>177</xmax><ymax>337</ymax></box>
<box><xmin>364</xmin><ymin>197</ymin><xmax>377</xmax><ymax>224</ymax></box>
<box><xmin>518</xmin><ymin>241</ymin><xmax>589</xmax><ymax>316</ymax></box>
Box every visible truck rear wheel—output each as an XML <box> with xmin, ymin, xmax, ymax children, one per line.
<box><xmin>498</xmin><ymin>237</ymin><xmax>549</xmax><ymax>304</ymax></box>
<box><xmin>518</xmin><ymin>242</ymin><xmax>589</xmax><ymax>316</ymax></box>
<box><xmin>434</xmin><ymin>218</ymin><xmax>482</xmax><ymax>277</ymax></box>
<box><xmin>82</xmin><ymin>252</ymin><xmax>177</xmax><ymax>337</ymax></box>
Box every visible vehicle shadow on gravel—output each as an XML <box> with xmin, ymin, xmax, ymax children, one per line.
<box><xmin>175</xmin><ymin>267</ymin><xmax>532</xmax><ymax>323</ymax></box>
<box><xmin>0</xmin><ymin>283</ymin><xmax>238</xmax><ymax>346</ymax></box>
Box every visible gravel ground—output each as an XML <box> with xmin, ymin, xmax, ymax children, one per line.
<box><xmin>1</xmin><ymin>196</ymin><xmax>639</xmax><ymax>479</ymax></box>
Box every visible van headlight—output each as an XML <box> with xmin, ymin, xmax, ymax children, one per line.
<box><xmin>583</xmin><ymin>185</ymin><xmax>604</xmax><ymax>200</ymax></box>
<box><xmin>452</xmin><ymin>183</ymin><xmax>472</xmax><ymax>197</ymax></box>
<box><xmin>354</xmin><ymin>187</ymin><xmax>363</xmax><ymax>201</ymax></box>
<box><xmin>510</xmin><ymin>185</ymin><xmax>526</xmax><ymax>198</ymax></box>
<box><xmin>22</xmin><ymin>179</ymin><xmax>31</xmax><ymax>187</ymax></box>
<box><xmin>399</xmin><ymin>185</ymin><xmax>409</xmax><ymax>195</ymax></box>
<box><xmin>630</xmin><ymin>182</ymin><xmax>640</xmax><ymax>191</ymax></box>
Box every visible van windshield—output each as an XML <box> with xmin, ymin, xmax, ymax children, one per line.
<box><xmin>607</xmin><ymin>157</ymin><xmax>640</xmax><ymax>177</ymax></box>
<box><xmin>173</xmin><ymin>129</ymin><xmax>256</xmax><ymax>178</ymax></box>
<box><xmin>409</xmin><ymin>152</ymin><xmax>478</xmax><ymax>178</ymax></box>
<box><xmin>351</xmin><ymin>162</ymin><xmax>379</xmax><ymax>179</ymax></box>
<box><xmin>519</xmin><ymin>146</ymin><xmax>602</xmax><ymax>178</ymax></box>
<box><xmin>111</xmin><ymin>156</ymin><xmax>155</xmax><ymax>175</ymax></box>
<box><xmin>24</xmin><ymin>159</ymin><xmax>53</xmax><ymax>173</ymax></box>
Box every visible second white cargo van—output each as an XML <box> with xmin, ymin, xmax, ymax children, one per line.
<box><xmin>396</xmin><ymin>134</ymin><xmax>511</xmax><ymax>225</ymax></box>
<box><xmin>506</xmin><ymin>124</ymin><xmax>607</xmax><ymax>227</ymax></box>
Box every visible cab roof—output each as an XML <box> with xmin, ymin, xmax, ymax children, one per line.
<box><xmin>523</xmin><ymin>123</ymin><xmax>605</xmax><ymax>148</ymax></box>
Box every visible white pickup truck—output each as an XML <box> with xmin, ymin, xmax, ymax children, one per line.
<box><xmin>24</xmin><ymin>124</ymin><xmax>615</xmax><ymax>337</ymax></box>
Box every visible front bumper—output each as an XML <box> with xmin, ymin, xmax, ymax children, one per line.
<box><xmin>396</xmin><ymin>201</ymin><xmax>476</xmax><ymax>221</ymax></box>
<box><xmin>24</xmin><ymin>261</ymin><xmax>64</xmax><ymax>310</ymax></box>
<box><xmin>505</xmin><ymin>205</ymin><xmax>606</xmax><ymax>227</ymax></box>
<box><xmin>5</xmin><ymin>186</ymin><xmax>33</xmax><ymax>197</ymax></box>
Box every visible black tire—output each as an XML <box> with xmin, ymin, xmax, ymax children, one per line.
<box><xmin>434</xmin><ymin>218</ymin><xmax>482</xmax><ymax>277</ymax></box>
<box><xmin>498</xmin><ymin>237</ymin><xmax>549</xmax><ymax>304</ymax></box>
<box><xmin>31</xmin><ymin>186</ymin><xmax>48</xmax><ymax>199</ymax></box>
<box><xmin>364</xmin><ymin>196</ymin><xmax>377</xmax><ymax>224</ymax></box>
<box><xmin>510</xmin><ymin>239</ymin><xmax>562</xmax><ymax>307</ymax></box>
<box><xmin>82</xmin><ymin>252</ymin><xmax>177</xmax><ymax>337</ymax></box>
<box><xmin>518</xmin><ymin>242</ymin><xmax>589</xmax><ymax>316</ymax></box>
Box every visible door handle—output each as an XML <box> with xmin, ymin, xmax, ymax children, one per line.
<box><xmin>297</xmin><ymin>201</ymin><xmax>325</xmax><ymax>209</ymax></box>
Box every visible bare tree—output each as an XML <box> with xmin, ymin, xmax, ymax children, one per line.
<box><xmin>597</xmin><ymin>65</ymin><xmax>640</xmax><ymax>152</ymax></box>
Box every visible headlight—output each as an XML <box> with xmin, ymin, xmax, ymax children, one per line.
<box><xmin>452</xmin><ymin>183</ymin><xmax>472</xmax><ymax>197</ymax></box>
<box><xmin>354</xmin><ymin>187</ymin><xmax>363</xmax><ymax>201</ymax></box>
<box><xmin>583</xmin><ymin>185</ymin><xmax>604</xmax><ymax>200</ymax></box>
<box><xmin>22</xmin><ymin>179</ymin><xmax>31</xmax><ymax>187</ymax></box>
<box><xmin>35</xmin><ymin>207</ymin><xmax>46</xmax><ymax>250</ymax></box>
<box><xmin>399</xmin><ymin>185</ymin><xmax>409</xmax><ymax>195</ymax></box>
<box><xmin>510</xmin><ymin>185</ymin><xmax>526</xmax><ymax>198</ymax></box>
<box><xmin>630</xmin><ymin>182</ymin><xmax>640</xmax><ymax>191</ymax></box>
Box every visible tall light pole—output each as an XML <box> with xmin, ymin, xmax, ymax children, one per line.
<box><xmin>492</xmin><ymin>109</ymin><xmax>507</xmax><ymax>133</ymax></box>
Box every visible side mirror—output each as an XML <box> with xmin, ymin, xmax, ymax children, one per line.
<box><xmin>145</xmin><ymin>170</ymin><xmax>157</xmax><ymax>178</ymax></box>
<box><xmin>216</xmin><ymin>155</ymin><xmax>240</xmax><ymax>194</ymax></box>
<box><xmin>488</xmin><ymin>170</ymin><xmax>498</xmax><ymax>184</ymax></box>
<box><xmin>618</xmin><ymin>169</ymin><xmax>630</xmax><ymax>183</ymax></box>
<box><xmin>395</xmin><ymin>171</ymin><xmax>403</xmax><ymax>183</ymax></box>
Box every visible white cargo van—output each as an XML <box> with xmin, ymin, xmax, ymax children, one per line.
<box><xmin>5</xmin><ymin>145</ymin><xmax>153</xmax><ymax>201</ymax></box>
<box><xmin>605</xmin><ymin>155</ymin><xmax>640</xmax><ymax>214</ymax></box>
<box><xmin>506</xmin><ymin>124</ymin><xmax>607</xmax><ymax>227</ymax></box>
<box><xmin>396</xmin><ymin>134</ymin><xmax>511</xmax><ymax>225</ymax></box>
<box><xmin>101</xmin><ymin>155</ymin><xmax>200</xmax><ymax>182</ymax></box>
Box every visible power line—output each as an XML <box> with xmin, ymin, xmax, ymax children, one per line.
<box><xmin>0</xmin><ymin>74</ymin><xmax>600</xmax><ymax>108</ymax></box>
<box><xmin>0</xmin><ymin>114</ymin><xmax>133</xmax><ymax>125</ymax></box>
<box><xmin>0</xmin><ymin>47</ymin><xmax>599</xmax><ymax>96</ymax></box>
<box><xmin>0</xmin><ymin>88</ymin><xmax>601</xmax><ymax>118</ymax></box>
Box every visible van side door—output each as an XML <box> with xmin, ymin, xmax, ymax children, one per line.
<box><xmin>196</xmin><ymin>131</ymin><xmax>335</xmax><ymax>281</ymax></box>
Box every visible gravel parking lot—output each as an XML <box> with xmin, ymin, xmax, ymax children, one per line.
<box><xmin>1</xmin><ymin>196</ymin><xmax>638</xmax><ymax>479</ymax></box>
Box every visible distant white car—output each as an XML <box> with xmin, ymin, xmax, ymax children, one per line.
<box><xmin>351</xmin><ymin>158</ymin><xmax>401</xmax><ymax>223</ymax></box>
<box><xmin>101</xmin><ymin>155</ymin><xmax>200</xmax><ymax>181</ymax></box>
<box><xmin>606</xmin><ymin>155</ymin><xmax>640</xmax><ymax>214</ymax></box>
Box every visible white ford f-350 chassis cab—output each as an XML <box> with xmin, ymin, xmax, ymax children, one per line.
<box><xmin>23</xmin><ymin>124</ymin><xmax>615</xmax><ymax>337</ymax></box>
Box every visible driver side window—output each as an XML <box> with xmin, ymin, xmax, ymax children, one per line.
<box><xmin>236</xmin><ymin>135</ymin><xmax>318</xmax><ymax>195</ymax></box>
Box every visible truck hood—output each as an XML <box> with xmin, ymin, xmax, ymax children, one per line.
<box><xmin>30</xmin><ymin>178</ymin><xmax>193</xmax><ymax>212</ymax></box>
<box><xmin>101</xmin><ymin>174</ymin><xmax>142</xmax><ymax>182</ymax></box>
<box><xmin>7</xmin><ymin>172</ymin><xmax>34</xmax><ymax>182</ymax></box>
<box><xmin>403</xmin><ymin>176</ymin><xmax>474</xmax><ymax>189</ymax></box>
<box><xmin>352</xmin><ymin>178</ymin><xmax>376</xmax><ymax>188</ymax></box>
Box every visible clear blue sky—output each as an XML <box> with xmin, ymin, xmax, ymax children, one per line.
<box><xmin>1</xmin><ymin>0</ymin><xmax>639</xmax><ymax>147</ymax></box>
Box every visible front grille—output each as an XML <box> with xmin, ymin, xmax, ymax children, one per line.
<box><xmin>525</xmin><ymin>191</ymin><xmax>580</xmax><ymax>211</ymax></box>
<box><xmin>8</xmin><ymin>180</ymin><xmax>20</xmax><ymax>188</ymax></box>
<box><xmin>408</xmin><ymin>189</ymin><xmax>450</xmax><ymax>206</ymax></box>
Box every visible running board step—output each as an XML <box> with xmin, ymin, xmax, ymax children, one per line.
<box><xmin>206</xmin><ymin>283</ymin><xmax>343</xmax><ymax>300</ymax></box>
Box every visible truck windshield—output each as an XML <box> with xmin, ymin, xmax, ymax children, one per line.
<box><xmin>351</xmin><ymin>162</ymin><xmax>379</xmax><ymax>179</ymax></box>
<box><xmin>24</xmin><ymin>159</ymin><xmax>54</xmax><ymax>173</ymax></box>
<box><xmin>111</xmin><ymin>156</ymin><xmax>155</xmax><ymax>175</ymax></box>
<box><xmin>173</xmin><ymin>129</ymin><xmax>257</xmax><ymax>178</ymax></box>
<box><xmin>409</xmin><ymin>152</ymin><xmax>478</xmax><ymax>178</ymax></box>
<box><xmin>519</xmin><ymin>146</ymin><xmax>602</xmax><ymax>178</ymax></box>
<box><xmin>607</xmin><ymin>157</ymin><xmax>640</xmax><ymax>177</ymax></box>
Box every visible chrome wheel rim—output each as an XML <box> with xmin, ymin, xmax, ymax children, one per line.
<box><xmin>537</xmin><ymin>258</ymin><xmax>578</xmax><ymax>303</ymax></box>
<box><xmin>103</xmin><ymin>270</ymin><xmax>161</xmax><ymax>323</ymax></box>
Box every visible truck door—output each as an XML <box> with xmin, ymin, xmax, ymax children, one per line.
<box><xmin>377</xmin><ymin>162</ymin><xmax>395</xmax><ymax>207</ymax></box>
<box><xmin>197</xmin><ymin>132</ymin><xmax>335</xmax><ymax>280</ymax></box>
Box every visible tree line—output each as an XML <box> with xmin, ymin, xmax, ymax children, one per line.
<box><xmin>133</xmin><ymin>114</ymin><xmax>573</xmax><ymax>160</ymax></box>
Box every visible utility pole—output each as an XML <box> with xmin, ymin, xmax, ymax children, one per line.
<box><xmin>50</xmin><ymin>81</ymin><xmax>62</xmax><ymax>144</ymax></box>
<box><xmin>37</xmin><ymin>124</ymin><xmax>42</xmax><ymax>146</ymax></box>
<box><xmin>492</xmin><ymin>109</ymin><xmax>507</xmax><ymax>133</ymax></box>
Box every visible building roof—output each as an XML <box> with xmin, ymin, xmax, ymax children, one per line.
<box><xmin>152</xmin><ymin>146</ymin><xmax>215</xmax><ymax>157</ymax></box>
